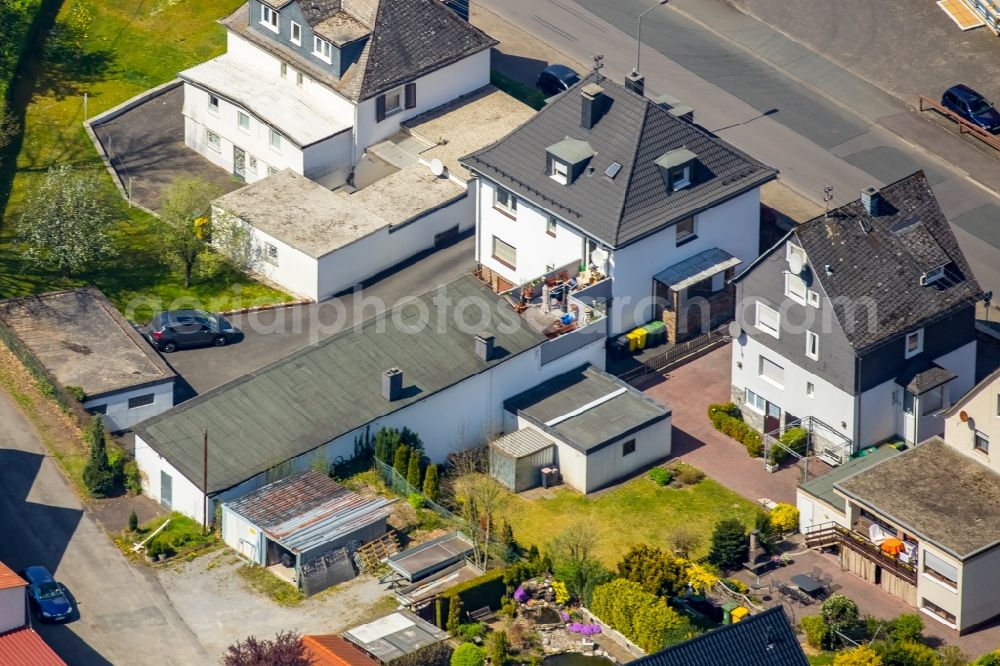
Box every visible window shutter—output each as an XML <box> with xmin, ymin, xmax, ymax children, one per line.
<box><xmin>376</xmin><ymin>94</ymin><xmax>386</xmax><ymax>122</ymax></box>
<box><xmin>404</xmin><ymin>82</ymin><xmax>416</xmax><ymax>109</ymax></box>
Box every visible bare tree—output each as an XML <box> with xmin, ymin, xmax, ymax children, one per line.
<box><xmin>449</xmin><ymin>444</ymin><xmax>505</xmax><ymax>569</ymax></box>
<box><xmin>669</xmin><ymin>527</ymin><xmax>701</xmax><ymax>560</ymax></box>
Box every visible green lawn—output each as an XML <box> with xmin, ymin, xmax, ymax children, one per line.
<box><xmin>505</xmin><ymin>473</ymin><xmax>762</xmax><ymax>566</ymax></box>
<box><xmin>1</xmin><ymin>0</ymin><xmax>290</xmax><ymax>321</ymax></box>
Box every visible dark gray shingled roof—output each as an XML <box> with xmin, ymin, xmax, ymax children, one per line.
<box><xmin>895</xmin><ymin>357</ymin><xmax>957</xmax><ymax>395</ymax></box>
<box><xmin>630</xmin><ymin>607</ymin><xmax>807</xmax><ymax>666</ymax></box>
<box><xmin>836</xmin><ymin>438</ymin><xmax>1000</xmax><ymax>560</ymax></box>
<box><xmin>461</xmin><ymin>72</ymin><xmax>777</xmax><ymax>248</ymax></box>
<box><xmin>134</xmin><ymin>275</ymin><xmax>545</xmax><ymax>494</ymax></box>
<box><xmin>786</xmin><ymin>171</ymin><xmax>981</xmax><ymax>351</ymax></box>
<box><xmin>504</xmin><ymin>365</ymin><xmax>670</xmax><ymax>453</ymax></box>
<box><xmin>221</xmin><ymin>0</ymin><xmax>496</xmax><ymax>102</ymax></box>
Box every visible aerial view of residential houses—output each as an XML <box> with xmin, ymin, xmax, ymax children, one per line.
<box><xmin>4</xmin><ymin>0</ymin><xmax>1000</xmax><ymax>664</ymax></box>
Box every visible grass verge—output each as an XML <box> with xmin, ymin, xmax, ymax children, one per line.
<box><xmin>0</xmin><ymin>0</ymin><xmax>291</xmax><ymax>320</ymax></box>
<box><xmin>505</xmin><ymin>470</ymin><xmax>761</xmax><ymax>565</ymax></box>
<box><xmin>491</xmin><ymin>70</ymin><xmax>546</xmax><ymax>110</ymax></box>
<box><xmin>237</xmin><ymin>564</ymin><xmax>304</xmax><ymax>606</ymax></box>
<box><xmin>116</xmin><ymin>511</ymin><xmax>220</xmax><ymax>562</ymax></box>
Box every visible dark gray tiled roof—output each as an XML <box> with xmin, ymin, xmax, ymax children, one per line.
<box><xmin>792</xmin><ymin>171</ymin><xmax>982</xmax><ymax>351</ymax></box>
<box><xmin>221</xmin><ymin>0</ymin><xmax>495</xmax><ymax>101</ymax></box>
<box><xmin>630</xmin><ymin>607</ymin><xmax>807</xmax><ymax>666</ymax></box>
<box><xmin>895</xmin><ymin>358</ymin><xmax>956</xmax><ymax>394</ymax></box>
<box><xmin>836</xmin><ymin>438</ymin><xmax>1000</xmax><ymax>559</ymax></box>
<box><xmin>461</xmin><ymin>73</ymin><xmax>777</xmax><ymax>248</ymax></box>
<box><xmin>135</xmin><ymin>275</ymin><xmax>545</xmax><ymax>493</ymax></box>
<box><xmin>503</xmin><ymin>365</ymin><xmax>669</xmax><ymax>453</ymax></box>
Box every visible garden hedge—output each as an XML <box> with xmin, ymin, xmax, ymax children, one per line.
<box><xmin>435</xmin><ymin>569</ymin><xmax>506</xmax><ymax>626</ymax></box>
<box><xmin>707</xmin><ymin>403</ymin><xmax>763</xmax><ymax>457</ymax></box>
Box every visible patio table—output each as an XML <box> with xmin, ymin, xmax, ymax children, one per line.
<box><xmin>790</xmin><ymin>573</ymin><xmax>825</xmax><ymax>596</ymax></box>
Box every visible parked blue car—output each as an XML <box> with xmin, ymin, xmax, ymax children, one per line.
<box><xmin>941</xmin><ymin>84</ymin><xmax>1000</xmax><ymax>133</ymax></box>
<box><xmin>19</xmin><ymin>566</ymin><xmax>74</xmax><ymax>622</ymax></box>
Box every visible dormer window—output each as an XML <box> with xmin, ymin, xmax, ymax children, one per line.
<box><xmin>313</xmin><ymin>36</ymin><xmax>333</xmax><ymax>63</ymax></box>
<box><xmin>544</xmin><ymin>138</ymin><xmax>594</xmax><ymax>186</ymax></box>
<box><xmin>290</xmin><ymin>21</ymin><xmax>301</xmax><ymax>45</ymax></box>
<box><xmin>259</xmin><ymin>4</ymin><xmax>279</xmax><ymax>33</ymax></box>
<box><xmin>921</xmin><ymin>265</ymin><xmax>945</xmax><ymax>285</ymax></box>
<box><xmin>655</xmin><ymin>148</ymin><xmax>698</xmax><ymax>192</ymax></box>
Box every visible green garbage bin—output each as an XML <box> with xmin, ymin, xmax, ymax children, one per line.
<box><xmin>722</xmin><ymin>601</ymin><xmax>739</xmax><ymax>625</ymax></box>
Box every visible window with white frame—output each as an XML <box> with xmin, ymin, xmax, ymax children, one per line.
<box><xmin>208</xmin><ymin>94</ymin><xmax>220</xmax><ymax>113</ymax></box>
<box><xmin>922</xmin><ymin>265</ymin><xmax>945</xmax><ymax>285</ymax></box>
<box><xmin>807</xmin><ymin>290</ymin><xmax>820</xmax><ymax>307</ymax></box>
<box><xmin>494</xmin><ymin>186</ymin><xmax>517</xmax><ymax>216</ymax></box>
<box><xmin>670</xmin><ymin>165</ymin><xmax>691</xmax><ymax>190</ymax></box>
<box><xmin>745</xmin><ymin>388</ymin><xmax>766</xmax><ymax>413</ymax></box>
<box><xmin>492</xmin><ymin>236</ymin><xmax>517</xmax><ymax>268</ymax></box>
<box><xmin>675</xmin><ymin>217</ymin><xmax>696</xmax><ymax>245</ymax></box>
<box><xmin>550</xmin><ymin>159</ymin><xmax>569</xmax><ymax>184</ymax></box>
<box><xmin>905</xmin><ymin>329</ymin><xmax>924</xmax><ymax>358</ymax></box>
<box><xmin>759</xmin><ymin>356</ymin><xmax>785</xmax><ymax>387</ymax></box>
<box><xmin>290</xmin><ymin>21</ymin><xmax>301</xmax><ymax>45</ymax></box>
<box><xmin>237</xmin><ymin>111</ymin><xmax>250</xmax><ymax>131</ymax></box>
<box><xmin>280</xmin><ymin>62</ymin><xmax>287</xmax><ymax>78</ymax></box>
<box><xmin>785</xmin><ymin>272</ymin><xmax>807</xmax><ymax>305</ymax></box>
<box><xmin>975</xmin><ymin>430</ymin><xmax>990</xmax><ymax>454</ymax></box>
<box><xmin>206</xmin><ymin>130</ymin><xmax>221</xmax><ymax>152</ymax></box>
<box><xmin>260</xmin><ymin>4</ymin><xmax>279</xmax><ymax>32</ymax></box>
<box><xmin>264</xmin><ymin>242</ymin><xmax>278</xmax><ymax>265</ymax></box>
<box><xmin>806</xmin><ymin>381</ymin><xmax>815</xmax><ymax>398</ymax></box>
<box><xmin>546</xmin><ymin>216</ymin><xmax>557</xmax><ymax>236</ymax></box>
<box><xmin>384</xmin><ymin>88</ymin><xmax>402</xmax><ymax>115</ymax></box>
<box><xmin>755</xmin><ymin>302</ymin><xmax>780</xmax><ymax>338</ymax></box>
<box><xmin>921</xmin><ymin>599</ymin><xmax>956</xmax><ymax>625</ymax></box>
<box><xmin>313</xmin><ymin>36</ymin><xmax>332</xmax><ymax>63</ymax></box>
<box><xmin>787</xmin><ymin>241</ymin><xmax>806</xmax><ymax>266</ymax></box>
<box><xmin>269</xmin><ymin>128</ymin><xmax>282</xmax><ymax>150</ymax></box>
<box><xmin>805</xmin><ymin>330</ymin><xmax>819</xmax><ymax>360</ymax></box>
<box><xmin>296</xmin><ymin>71</ymin><xmax>304</xmax><ymax>86</ymax></box>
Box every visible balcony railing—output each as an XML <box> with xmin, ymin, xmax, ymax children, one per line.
<box><xmin>804</xmin><ymin>523</ymin><xmax>917</xmax><ymax>585</ymax></box>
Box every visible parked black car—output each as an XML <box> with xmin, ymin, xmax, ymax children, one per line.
<box><xmin>941</xmin><ymin>84</ymin><xmax>1000</xmax><ymax>133</ymax></box>
<box><xmin>536</xmin><ymin>64</ymin><xmax>581</xmax><ymax>97</ymax></box>
<box><xmin>20</xmin><ymin>566</ymin><xmax>74</xmax><ymax>622</ymax></box>
<box><xmin>144</xmin><ymin>309</ymin><xmax>236</xmax><ymax>353</ymax></box>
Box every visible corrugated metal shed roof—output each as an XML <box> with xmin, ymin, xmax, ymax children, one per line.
<box><xmin>491</xmin><ymin>429</ymin><xmax>554</xmax><ymax>458</ymax></box>
<box><xmin>224</xmin><ymin>470</ymin><xmax>391</xmax><ymax>554</ymax></box>
<box><xmin>0</xmin><ymin>628</ymin><xmax>67</xmax><ymax>666</ymax></box>
<box><xmin>0</xmin><ymin>562</ymin><xmax>26</xmax><ymax>590</ymax></box>
<box><xmin>345</xmin><ymin>610</ymin><xmax>448</xmax><ymax>663</ymax></box>
<box><xmin>135</xmin><ymin>275</ymin><xmax>546</xmax><ymax>494</ymax></box>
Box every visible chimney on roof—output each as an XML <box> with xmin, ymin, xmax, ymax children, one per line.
<box><xmin>625</xmin><ymin>71</ymin><xmax>645</xmax><ymax>96</ymax></box>
<box><xmin>475</xmin><ymin>333</ymin><xmax>495</xmax><ymax>362</ymax></box>
<box><xmin>382</xmin><ymin>367</ymin><xmax>403</xmax><ymax>401</ymax></box>
<box><xmin>581</xmin><ymin>83</ymin><xmax>607</xmax><ymax>130</ymax></box>
<box><xmin>861</xmin><ymin>185</ymin><xmax>880</xmax><ymax>216</ymax></box>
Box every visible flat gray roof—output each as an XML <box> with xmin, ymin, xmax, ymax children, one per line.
<box><xmin>342</xmin><ymin>165</ymin><xmax>465</xmax><ymax>226</ymax></box>
<box><xmin>835</xmin><ymin>438</ymin><xmax>1000</xmax><ymax>559</ymax></box>
<box><xmin>344</xmin><ymin>610</ymin><xmax>448</xmax><ymax>663</ymax></box>
<box><xmin>504</xmin><ymin>365</ymin><xmax>670</xmax><ymax>453</ymax></box>
<box><xmin>134</xmin><ymin>275</ymin><xmax>546</xmax><ymax>494</ymax></box>
<box><xmin>213</xmin><ymin>170</ymin><xmax>389</xmax><ymax>259</ymax></box>
<box><xmin>0</xmin><ymin>289</ymin><xmax>174</xmax><ymax>399</ymax></box>
<box><xmin>798</xmin><ymin>446</ymin><xmax>899</xmax><ymax>513</ymax></box>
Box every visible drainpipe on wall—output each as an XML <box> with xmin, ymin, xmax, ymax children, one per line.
<box><xmin>472</xmin><ymin>176</ymin><xmax>481</xmax><ymax>265</ymax></box>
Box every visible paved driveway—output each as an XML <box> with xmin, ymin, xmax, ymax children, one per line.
<box><xmin>0</xmin><ymin>391</ymin><xmax>208</xmax><ymax>665</ymax></box>
<box><xmin>161</xmin><ymin>234</ymin><xmax>476</xmax><ymax>397</ymax></box>
<box><xmin>639</xmin><ymin>343</ymin><xmax>801</xmax><ymax>505</ymax></box>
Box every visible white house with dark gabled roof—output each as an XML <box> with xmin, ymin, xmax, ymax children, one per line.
<box><xmin>180</xmin><ymin>0</ymin><xmax>496</xmax><ymax>188</ymax></box>
<box><xmin>730</xmin><ymin>171</ymin><xmax>983</xmax><ymax>458</ymax></box>
<box><xmin>460</xmin><ymin>73</ymin><xmax>777</xmax><ymax>340</ymax></box>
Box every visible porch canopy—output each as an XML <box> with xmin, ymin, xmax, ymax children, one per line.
<box><xmin>653</xmin><ymin>247</ymin><xmax>741</xmax><ymax>290</ymax></box>
<box><xmin>895</xmin><ymin>357</ymin><xmax>957</xmax><ymax>395</ymax></box>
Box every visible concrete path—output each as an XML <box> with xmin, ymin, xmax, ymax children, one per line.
<box><xmin>0</xmin><ymin>390</ymin><xmax>208</xmax><ymax>665</ymax></box>
<box><xmin>639</xmin><ymin>344</ymin><xmax>801</xmax><ymax>506</ymax></box>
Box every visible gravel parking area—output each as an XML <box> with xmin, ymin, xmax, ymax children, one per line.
<box><xmin>157</xmin><ymin>549</ymin><xmax>396</xmax><ymax>660</ymax></box>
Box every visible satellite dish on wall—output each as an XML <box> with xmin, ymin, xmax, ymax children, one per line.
<box><xmin>728</xmin><ymin>320</ymin><xmax>743</xmax><ymax>338</ymax></box>
<box><xmin>429</xmin><ymin>158</ymin><xmax>445</xmax><ymax>177</ymax></box>
<box><xmin>788</xmin><ymin>252</ymin><xmax>804</xmax><ymax>275</ymax></box>
<box><xmin>959</xmin><ymin>410</ymin><xmax>969</xmax><ymax>423</ymax></box>
<box><xmin>591</xmin><ymin>248</ymin><xmax>608</xmax><ymax>268</ymax></box>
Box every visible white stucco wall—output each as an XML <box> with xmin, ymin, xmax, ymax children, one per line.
<box><xmin>476</xmin><ymin>178</ymin><xmax>587</xmax><ymax>285</ymax></box>
<box><xmin>732</xmin><ymin>334</ymin><xmax>855</xmax><ymax>439</ymax></box>
<box><xmin>354</xmin><ymin>49</ymin><xmax>491</xmax><ymax>160</ymax></box>
<box><xmin>917</xmin><ymin>544</ymin><xmax>964</xmax><ymax>630</ymax></box>
<box><xmin>221</xmin><ymin>505</ymin><xmax>265</xmax><ymax>565</ymax></box>
<box><xmin>936</xmin><ymin>341</ymin><xmax>977</xmax><ymax>405</ymax></box>
<box><xmin>303</xmin><ymin>130</ymin><xmax>354</xmax><ymax>188</ymax></box>
<box><xmin>609</xmin><ymin>189</ymin><xmax>760</xmax><ymax>334</ymax></box>
<box><xmin>83</xmin><ymin>381</ymin><xmax>174</xmax><ymax>433</ymax></box>
<box><xmin>795</xmin><ymin>491</ymin><xmax>848</xmax><ymax>534</ymax></box>
<box><xmin>944</xmin><ymin>370</ymin><xmax>1000</xmax><ymax>474</ymax></box>
<box><xmin>0</xmin><ymin>586</ymin><xmax>25</xmax><ymax>634</ymax></box>
<box><xmin>135</xmin><ymin>434</ymin><xmax>209</xmax><ymax>522</ymax></box>
<box><xmin>957</xmin><ymin>544</ymin><xmax>1000</xmax><ymax>631</ymax></box>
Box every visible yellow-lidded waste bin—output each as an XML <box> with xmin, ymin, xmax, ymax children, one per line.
<box><xmin>629</xmin><ymin>327</ymin><xmax>647</xmax><ymax>350</ymax></box>
<box><xmin>731</xmin><ymin>606</ymin><xmax>749</xmax><ymax>623</ymax></box>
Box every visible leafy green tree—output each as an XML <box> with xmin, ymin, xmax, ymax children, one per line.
<box><xmin>550</xmin><ymin>527</ymin><xmax>612</xmax><ymax>606</ymax></box>
<box><xmin>891</xmin><ymin>613</ymin><xmax>923</xmax><ymax>643</ymax></box>
<box><xmin>423</xmin><ymin>464</ymin><xmax>440</xmax><ymax>502</ymax></box>
<box><xmin>450</xmin><ymin>644</ymin><xmax>483</xmax><ymax>666</ymax></box>
<box><xmin>407</xmin><ymin>448</ymin><xmax>422</xmax><ymax>489</ymax></box>
<box><xmin>488</xmin><ymin>631</ymin><xmax>509</xmax><ymax>666</ymax></box>
<box><xmin>18</xmin><ymin>165</ymin><xmax>121</xmax><ymax>277</ymax></box>
<box><xmin>821</xmin><ymin>594</ymin><xmax>863</xmax><ymax>648</ymax></box>
<box><xmin>375</xmin><ymin>427</ymin><xmax>402</xmax><ymax>464</ymax></box>
<box><xmin>82</xmin><ymin>416</ymin><xmax>116</xmax><ymax>497</ymax></box>
<box><xmin>159</xmin><ymin>176</ymin><xmax>223</xmax><ymax>287</ymax></box>
<box><xmin>707</xmin><ymin>518</ymin><xmax>748</xmax><ymax>571</ymax></box>
<box><xmin>393</xmin><ymin>445</ymin><xmax>410</xmax><ymax>477</ymax></box>
<box><xmin>876</xmin><ymin>641</ymin><xmax>941</xmax><ymax>666</ymax></box>
<box><xmin>616</xmin><ymin>544</ymin><xmax>689</xmax><ymax>598</ymax></box>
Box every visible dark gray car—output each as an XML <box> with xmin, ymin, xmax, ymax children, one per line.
<box><xmin>144</xmin><ymin>309</ymin><xmax>236</xmax><ymax>353</ymax></box>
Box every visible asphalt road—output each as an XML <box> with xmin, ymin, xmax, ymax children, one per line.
<box><xmin>163</xmin><ymin>233</ymin><xmax>477</xmax><ymax>397</ymax></box>
<box><xmin>0</xmin><ymin>391</ymin><xmax>208</xmax><ymax>665</ymax></box>
<box><xmin>479</xmin><ymin>0</ymin><xmax>1000</xmax><ymax>299</ymax></box>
